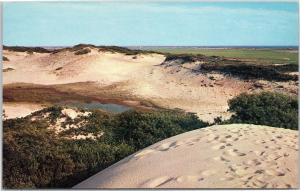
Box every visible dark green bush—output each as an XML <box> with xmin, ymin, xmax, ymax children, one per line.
<box><xmin>113</xmin><ymin>110</ymin><xmax>208</xmax><ymax>149</ymax></box>
<box><xmin>228</xmin><ymin>92</ymin><xmax>298</xmax><ymax>130</ymax></box>
<box><xmin>3</xmin><ymin>120</ymin><xmax>75</xmax><ymax>188</ymax></box>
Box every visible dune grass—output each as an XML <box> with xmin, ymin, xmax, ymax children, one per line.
<box><xmin>146</xmin><ymin>48</ymin><xmax>298</xmax><ymax>65</ymax></box>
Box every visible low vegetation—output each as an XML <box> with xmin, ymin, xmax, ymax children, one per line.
<box><xmin>164</xmin><ymin>54</ymin><xmax>223</xmax><ymax>64</ymax></box>
<box><xmin>3</xmin><ymin>45</ymin><xmax>52</xmax><ymax>53</ymax></box>
<box><xmin>163</xmin><ymin>54</ymin><xmax>298</xmax><ymax>82</ymax></box>
<box><xmin>145</xmin><ymin>47</ymin><xmax>298</xmax><ymax>65</ymax></box>
<box><xmin>3</xmin><ymin>108</ymin><xmax>208</xmax><ymax>188</ymax></box>
<box><xmin>74</xmin><ymin>48</ymin><xmax>91</xmax><ymax>55</ymax></box>
<box><xmin>200</xmin><ymin>63</ymin><xmax>298</xmax><ymax>81</ymax></box>
<box><xmin>3</xmin><ymin>56</ymin><xmax>9</xmax><ymax>61</ymax></box>
<box><xmin>3</xmin><ymin>68</ymin><xmax>14</xmax><ymax>72</ymax></box>
<box><xmin>227</xmin><ymin>92</ymin><xmax>298</xmax><ymax>130</ymax></box>
<box><xmin>51</xmin><ymin>44</ymin><xmax>160</xmax><ymax>55</ymax></box>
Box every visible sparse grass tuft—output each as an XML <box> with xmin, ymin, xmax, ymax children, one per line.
<box><xmin>74</xmin><ymin>48</ymin><xmax>91</xmax><ymax>55</ymax></box>
<box><xmin>3</xmin><ymin>56</ymin><xmax>9</xmax><ymax>61</ymax></box>
<box><xmin>3</xmin><ymin>68</ymin><xmax>14</xmax><ymax>72</ymax></box>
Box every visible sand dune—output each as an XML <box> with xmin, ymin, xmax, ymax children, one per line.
<box><xmin>3</xmin><ymin>47</ymin><xmax>297</xmax><ymax>122</ymax></box>
<box><xmin>74</xmin><ymin>124</ymin><xmax>298</xmax><ymax>189</ymax></box>
<box><xmin>2</xmin><ymin>48</ymin><xmax>249</xmax><ymax>121</ymax></box>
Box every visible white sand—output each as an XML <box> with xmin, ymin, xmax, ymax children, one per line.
<box><xmin>3</xmin><ymin>102</ymin><xmax>45</xmax><ymax>119</ymax></box>
<box><xmin>74</xmin><ymin>124</ymin><xmax>298</xmax><ymax>189</ymax></box>
<box><xmin>3</xmin><ymin>48</ymin><xmax>255</xmax><ymax>122</ymax></box>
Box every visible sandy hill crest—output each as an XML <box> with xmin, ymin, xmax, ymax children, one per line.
<box><xmin>3</xmin><ymin>44</ymin><xmax>160</xmax><ymax>55</ymax></box>
<box><xmin>74</xmin><ymin>124</ymin><xmax>298</xmax><ymax>189</ymax></box>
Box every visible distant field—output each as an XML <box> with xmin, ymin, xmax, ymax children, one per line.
<box><xmin>144</xmin><ymin>48</ymin><xmax>299</xmax><ymax>65</ymax></box>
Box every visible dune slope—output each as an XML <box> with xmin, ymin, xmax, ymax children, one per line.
<box><xmin>3</xmin><ymin>46</ymin><xmax>298</xmax><ymax>122</ymax></box>
<box><xmin>74</xmin><ymin>124</ymin><xmax>298</xmax><ymax>189</ymax></box>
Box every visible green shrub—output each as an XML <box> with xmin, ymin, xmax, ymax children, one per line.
<box><xmin>228</xmin><ymin>92</ymin><xmax>298</xmax><ymax>130</ymax></box>
<box><xmin>3</xmin><ymin>108</ymin><xmax>208</xmax><ymax>188</ymax></box>
<box><xmin>74</xmin><ymin>48</ymin><xmax>91</xmax><ymax>55</ymax></box>
<box><xmin>113</xmin><ymin>110</ymin><xmax>208</xmax><ymax>149</ymax></box>
<box><xmin>3</xmin><ymin>120</ymin><xmax>75</xmax><ymax>188</ymax></box>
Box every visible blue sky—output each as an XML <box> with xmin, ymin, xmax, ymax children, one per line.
<box><xmin>3</xmin><ymin>1</ymin><xmax>299</xmax><ymax>46</ymax></box>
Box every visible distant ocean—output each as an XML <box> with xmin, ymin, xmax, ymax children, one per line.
<box><xmin>37</xmin><ymin>45</ymin><xmax>299</xmax><ymax>50</ymax></box>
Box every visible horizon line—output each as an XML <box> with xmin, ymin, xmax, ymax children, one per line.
<box><xmin>3</xmin><ymin>44</ymin><xmax>299</xmax><ymax>48</ymax></box>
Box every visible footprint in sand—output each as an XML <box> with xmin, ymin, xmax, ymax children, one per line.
<box><xmin>156</xmin><ymin>142</ymin><xmax>173</xmax><ymax>151</ymax></box>
<box><xmin>274</xmin><ymin>135</ymin><xmax>283</xmax><ymax>139</ymax></box>
<box><xmin>156</xmin><ymin>140</ymin><xmax>186</xmax><ymax>151</ymax></box>
<box><xmin>255</xmin><ymin>174</ymin><xmax>273</xmax><ymax>182</ymax></box>
<box><xmin>235</xmin><ymin>168</ymin><xmax>256</xmax><ymax>176</ymax></box>
<box><xmin>254</xmin><ymin>169</ymin><xmax>265</xmax><ymax>174</ymax></box>
<box><xmin>228</xmin><ymin>164</ymin><xmax>253</xmax><ymax>176</ymax></box>
<box><xmin>176</xmin><ymin>175</ymin><xmax>204</xmax><ymax>183</ymax></box>
<box><xmin>265</xmin><ymin>169</ymin><xmax>285</xmax><ymax>176</ymax></box>
<box><xmin>218</xmin><ymin>138</ymin><xmax>227</xmax><ymax>143</ymax></box>
<box><xmin>259</xmin><ymin>160</ymin><xmax>277</xmax><ymax>167</ymax></box>
<box><xmin>252</xmin><ymin>150</ymin><xmax>265</xmax><ymax>156</ymax></box>
<box><xmin>268</xmin><ymin>145</ymin><xmax>282</xmax><ymax>150</ymax></box>
<box><xmin>232</xmin><ymin>137</ymin><xmax>239</xmax><ymax>141</ymax></box>
<box><xmin>255</xmin><ymin>140</ymin><xmax>266</xmax><ymax>144</ymax></box>
<box><xmin>220</xmin><ymin>176</ymin><xmax>235</xmax><ymax>181</ymax></box>
<box><xmin>212</xmin><ymin>143</ymin><xmax>226</xmax><ymax>150</ymax></box>
<box><xmin>225</xmin><ymin>135</ymin><xmax>232</xmax><ymax>138</ymax></box>
<box><xmin>244</xmin><ymin>159</ymin><xmax>262</xmax><ymax>166</ymax></box>
<box><xmin>206</xmin><ymin>135</ymin><xmax>219</xmax><ymax>142</ymax></box>
<box><xmin>134</xmin><ymin>149</ymin><xmax>155</xmax><ymax>158</ymax></box>
<box><xmin>142</xmin><ymin>176</ymin><xmax>173</xmax><ymax>187</ymax></box>
<box><xmin>224</xmin><ymin>149</ymin><xmax>246</xmax><ymax>157</ymax></box>
<box><xmin>248</xmin><ymin>179</ymin><xmax>268</xmax><ymax>188</ymax></box>
<box><xmin>201</xmin><ymin>170</ymin><xmax>217</xmax><ymax>176</ymax></box>
<box><xmin>185</xmin><ymin>137</ymin><xmax>202</xmax><ymax>146</ymax></box>
<box><xmin>240</xmin><ymin>174</ymin><xmax>254</xmax><ymax>181</ymax></box>
<box><xmin>169</xmin><ymin>141</ymin><xmax>185</xmax><ymax>148</ymax></box>
<box><xmin>266</xmin><ymin>153</ymin><xmax>282</xmax><ymax>161</ymax></box>
<box><xmin>213</xmin><ymin>156</ymin><xmax>231</xmax><ymax>162</ymax></box>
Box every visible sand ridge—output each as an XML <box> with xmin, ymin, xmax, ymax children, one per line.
<box><xmin>3</xmin><ymin>48</ymin><xmax>298</xmax><ymax>122</ymax></box>
<box><xmin>74</xmin><ymin>124</ymin><xmax>298</xmax><ymax>189</ymax></box>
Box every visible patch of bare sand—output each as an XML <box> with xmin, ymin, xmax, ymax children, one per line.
<box><xmin>3</xmin><ymin>49</ymin><xmax>165</xmax><ymax>85</ymax></box>
<box><xmin>3</xmin><ymin>102</ymin><xmax>45</xmax><ymax>119</ymax></box>
<box><xmin>74</xmin><ymin>124</ymin><xmax>298</xmax><ymax>189</ymax></box>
